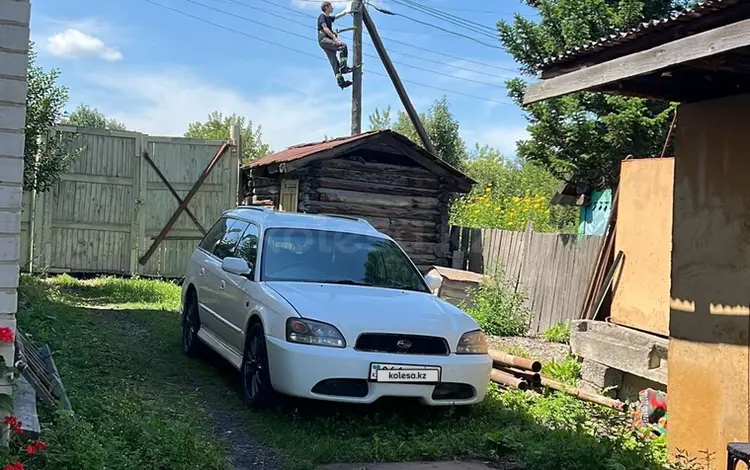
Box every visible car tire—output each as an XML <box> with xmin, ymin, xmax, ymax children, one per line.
<box><xmin>182</xmin><ymin>294</ymin><xmax>203</xmax><ymax>357</ymax></box>
<box><xmin>241</xmin><ymin>322</ymin><xmax>276</xmax><ymax>409</ymax></box>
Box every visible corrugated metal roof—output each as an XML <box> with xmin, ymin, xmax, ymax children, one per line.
<box><xmin>244</xmin><ymin>131</ymin><xmax>381</xmax><ymax>168</ymax></box>
<box><xmin>540</xmin><ymin>0</ymin><xmax>742</xmax><ymax>69</ymax></box>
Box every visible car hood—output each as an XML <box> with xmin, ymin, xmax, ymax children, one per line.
<box><xmin>264</xmin><ymin>281</ymin><xmax>479</xmax><ymax>344</ymax></box>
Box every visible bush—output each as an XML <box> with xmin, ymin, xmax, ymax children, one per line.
<box><xmin>463</xmin><ymin>277</ymin><xmax>530</xmax><ymax>336</ymax></box>
<box><xmin>541</xmin><ymin>321</ymin><xmax>571</xmax><ymax>344</ymax></box>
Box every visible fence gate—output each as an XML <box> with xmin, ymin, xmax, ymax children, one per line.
<box><xmin>25</xmin><ymin>126</ymin><xmax>240</xmax><ymax>277</ymax></box>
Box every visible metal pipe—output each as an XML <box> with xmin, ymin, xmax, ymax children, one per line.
<box><xmin>540</xmin><ymin>377</ymin><xmax>626</xmax><ymax>412</ymax></box>
<box><xmin>497</xmin><ymin>366</ymin><xmax>541</xmax><ymax>386</ymax></box>
<box><xmin>489</xmin><ymin>349</ymin><xmax>542</xmax><ymax>373</ymax></box>
<box><xmin>490</xmin><ymin>368</ymin><xmax>529</xmax><ymax>391</ymax></box>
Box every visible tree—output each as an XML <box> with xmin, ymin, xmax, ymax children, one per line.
<box><xmin>368</xmin><ymin>97</ymin><xmax>467</xmax><ymax>167</ymax></box>
<box><xmin>452</xmin><ymin>145</ymin><xmax>577</xmax><ymax>232</ymax></box>
<box><xmin>24</xmin><ymin>43</ymin><xmax>80</xmax><ymax>192</ymax></box>
<box><xmin>62</xmin><ymin>104</ymin><xmax>127</xmax><ymax>130</ymax></box>
<box><xmin>497</xmin><ymin>0</ymin><xmax>686</xmax><ymax>188</ymax></box>
<box><xmin>185</xmin><ymin>111</ymin><xmax>271</xmax><ymax>164</ymax></box>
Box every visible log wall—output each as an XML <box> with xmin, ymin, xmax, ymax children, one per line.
<box><xmin>247</xmin><ymin>156</ymin><xmax>454</xmax><ymax>272</ymax></box>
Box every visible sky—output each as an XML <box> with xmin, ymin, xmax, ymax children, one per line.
<box><xmin>30</xmin><ymin>0</ymin><xmax>538</xmax><ymax>157</ymax></box>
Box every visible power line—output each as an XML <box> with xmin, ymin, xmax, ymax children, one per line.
<box><xmin>363</xmin><ymin>31</ymin><xmax>520</xmax><ymax>74</ymax></box>
<box><xmin>367</xmin><ymin>3</ymin><xmax>502</xmax><ymax>49</ymax></box>
<box><xmin>207</xmin><ymin>0</ymin><xmax>514</xmax><ymax>80</ymax></box>
<box><xmin>294</xmin><ymin>0</ymin><xmax>515</xmax><ymax>13</ymax></box>
<box><xmin>390</xmin><ymin>0</ymin><xmax>498</xmax><ymax>35</ymax></box>
<box><xmin>183</xmin><ymin>0</ymin><xmax>510</xmax><ymax>88</ymax></box>
<box><xmin>213</xmin><ymin>0</ymin><xmax>513</xmax><ymax>74</ymax></box>
<box><xmin>141</xmin><ymin>0</ymin><xmax>512</xmax><ymax>105</ymax></box>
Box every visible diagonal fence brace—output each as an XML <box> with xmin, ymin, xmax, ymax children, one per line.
<box><xmin>142</xmin><ymin>150</ymin><xmax>207</xmax><ymax>236</ymax></box>
<box><xmin>139</xmin><ymin>141</ymin><xmax>231</xmax><ymax>265</ymax></box>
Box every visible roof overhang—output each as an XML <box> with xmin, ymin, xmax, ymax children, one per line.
<box><xmin>524</xmin><ymin>16</ymin><xmax>750</xmax><ymax>105</ymax></box>
<box><xmin>244</xmin><ymin>130</ymin><xmax>476</xmax><ymax>193</ymax></box>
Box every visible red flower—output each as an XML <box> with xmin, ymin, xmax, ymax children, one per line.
<box><xmin>0</xmin><ymin>327</ymin><xmax>14</xmax><ymax>343</ymax></box>
<box><xmin>12</xmin><ymin>463</ymin><xmax>23</xmax><ymax>470</ymax></box>
<box><xmin>33</xmin><ymin>440</ymin><xmax>47</xmax><ymax>451</ymax></box>
<box><xmin>3</xmin><ymin>416</ymin><xmax>23</xmax><ymax>434</ymax></box>
<box><xmin>3</xmin><ymin>464</ymin><xmax>12</xmax><ymax>470</ymax></box>
<box><xmin>25</xmin><ymin>444</ymin><xmax>35</xmax><ymax>455</ymax></box>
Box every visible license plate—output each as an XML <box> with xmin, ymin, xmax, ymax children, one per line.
<box><xmin>369</xmin><ymin>363</ymin><xmax>441</xmax><ymax>383</ymax></box>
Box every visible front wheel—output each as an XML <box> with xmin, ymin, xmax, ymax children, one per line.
<box><xmin>241</xmin><ymin>322</ymin><xmax>276</xmax><ymax>408</ymax></box>
<box><xmin>182</xmin><ymin>296</ymin><xmax>202</xmax><ymax>357</ymax></box>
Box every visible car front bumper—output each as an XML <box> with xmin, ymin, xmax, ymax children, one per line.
<box><xmin>265</xmin><ymin>335</ymin><xmax>492</xmax><ymax>406</ymax></box>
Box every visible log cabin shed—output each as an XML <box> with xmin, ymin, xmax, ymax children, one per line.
<box><xmin>239</xmin><ymin>130</ymin><xmax>476</xmax><ymax>272</ymax></box>
<box><xmin>523</xmin><ymin>0</ymin><xmax>750</xmax><ymax>466</ymax></box>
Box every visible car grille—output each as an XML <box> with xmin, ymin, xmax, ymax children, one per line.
<box><xmin>354</xmin><ymin>333</ymin><xmax>450</xmax><ymax>355</ymax></box>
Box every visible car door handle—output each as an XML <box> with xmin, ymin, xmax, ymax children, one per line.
<box><xmin>219</xmin><ymin>280</ymin><xmax>225</xmax><ymax>291</ymax></box>
<box><xmin>199</xmin><ymin>267</ymin><xmax>205</xmax><ymax>277</ymax></box>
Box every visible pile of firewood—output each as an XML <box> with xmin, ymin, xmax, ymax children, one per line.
<box><xmin>489</xmin><ymin>349</ymin><xmax>626</xmax><ymax>412</ymax></box>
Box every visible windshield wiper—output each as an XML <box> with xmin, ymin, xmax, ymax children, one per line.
<box><xmin>310</xmin><ymin>279</ymin><xmax>369</xmax><ymax>286</ymax></box>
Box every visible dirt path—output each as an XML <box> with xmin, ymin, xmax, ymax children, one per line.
<box><xmin>101</xmin><ymin>310</ymin><xmax>280</xmax><ymax>470</ymax></box>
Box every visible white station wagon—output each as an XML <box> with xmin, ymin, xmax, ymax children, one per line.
<box><xmin>180</xmin><ymin>206</ymin><xmax>491</xmax><ymax>408</ymax></box>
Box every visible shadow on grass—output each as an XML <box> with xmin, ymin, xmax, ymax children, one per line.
<box><xmin>17</xmin><ymin>275</ymin><xmax>710</xmax><ymax>470</ymax></box>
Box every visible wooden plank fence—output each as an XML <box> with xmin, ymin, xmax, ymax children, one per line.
<box><xmin>450</xmin><ymin>225</ymin><xmax>603</xmax><ymax>333</ymax></box>
<box><xmin>20</xmin><ymin>125</ymin><xmax>241</xmax><ymax>278</ymax></box>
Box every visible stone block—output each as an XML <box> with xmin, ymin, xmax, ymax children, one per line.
<box><xmin>0</xmin><ymin>78</ymin><xmax>26</xmax><ymax>106</ymax></box>
<box><xmin>570</xmin><ymin>320</ymin><xmax>668</xmax><ymax>385</ymax></box>
<box><xmin>0</xmin><ymin>106</ymin><xmax>24</xmax><ymax>132</ymax></box>
<box><xmin>0</xmin><ymin>157</ymin><xmax>23</xmax><ymax>185</ymax></box>
<box><xmin>580</xmin><ymin>358</ymin><xmax>623</xmax><ymax>391</ymax></box>
<box><xmin>0</xmin><ymin>264</ymin><xmax>18</xmax><ymax>290</ymax></box>
<box><xmin>0</xmin><ymin>51</ymin><xmax>27</xmax><ymax>80</ymax></box>
<box><xmin>0</xmin><ymin>211</ymin><xmax>20</xmax><ymax>235</ymax></box>
<box><xmin>0</xmin><ymin>24</ymin><xmax>28</xmax><ymax>52</ymax></box>
<box><xmin>0</xmin><ymin>184</ymin><xmax>21</xmax><ymax>209</ymax></box>
<box><xmin>0</xmin><ymin>0</ymin><xmax>30</xmax><ymax>25</ymax></box>
<box><xmin>0</xmin><ymin>131</ymin><xmax>23</xmax><ymax>158</ymax></box>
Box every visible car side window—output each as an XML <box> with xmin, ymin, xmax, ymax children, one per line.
<box><xmin>199</xmin><ymin>217</ymin><xmax>230</xmax><ymax>253</ymax></box>
<box><xmin>235</xmin><ymin>224</ymin><xmax>260</xmax><ymax>272</ymax></box>
<box><xmin>213</xmin><ymin>219</ymin><xmax>250</xmax><ymax>260</ymax></box>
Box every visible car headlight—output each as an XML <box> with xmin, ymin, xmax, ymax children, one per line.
<box><xmin>456</xmin><ymin>329</ymin><xmax>488</xmax><ymax>354</ymax></box>
<box><xmin>286</xmin><ymin>318</ymin><xmax>346</xmax><ymax>348</ymax></box>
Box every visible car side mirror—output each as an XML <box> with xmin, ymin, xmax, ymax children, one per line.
<box><xmin>221</xmin><ymin>257</ymin><xmax>252</xmax><ymax>278</ymax></box>
<box><xmin>423</xmin><ymin>272</ymin><xmax>442</xmax><ymax>294</ymax></box>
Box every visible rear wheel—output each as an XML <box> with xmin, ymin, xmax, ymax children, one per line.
<box><xmin>182</xmin><ymin>295</ymin><xmax>202</xmax><ymax>356</ymax></box>
<box><xmin>241</xmin><ymin>322</ymin><xmax>276</xmax><ymax>408</ymax></box>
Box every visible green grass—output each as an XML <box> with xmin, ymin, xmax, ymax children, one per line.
<box><xmin>541</xmin><ymin>322</ymin><xmax>571</xmax><ymax>344</ymax></box>
<box><xmin>541</xmin><ymin>356</ymin><xmax>583</xmax><ymax>386</ymax></box>
<box><xmin>17</xmin><ymin>275</ymin><xmax>690</xmax><ymax>470</ymax></box>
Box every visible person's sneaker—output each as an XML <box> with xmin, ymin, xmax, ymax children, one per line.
<box><xmin>339</xmin><ymin>80</ymin><xmax>353</xmax><ymax>89</ymax></box>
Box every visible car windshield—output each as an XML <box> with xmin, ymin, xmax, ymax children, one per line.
<box><xmin>260</xmin><ymin>228</ymin><xmax>430</xmax><ymax>293</ymax></box>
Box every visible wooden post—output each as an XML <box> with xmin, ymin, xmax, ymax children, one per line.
<box><xmin>361</xmin><ymin>7</ymin><xmax>436</xmax><ymax>155</ymax></box>
<box><xmin>351</xmin><ymin>0</ymin><xmax>363</xmax><ymax>135</ymax></box>
<box><xmin>230</xmin><ymin>124</ymin><xmax>242</xmax><ymax>206</ymax></box>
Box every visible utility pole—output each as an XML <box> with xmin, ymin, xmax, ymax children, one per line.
<box><xmin>350</xmin><ymin>0</ymin><xmax>364</xmax><ymax>135</ymax></box>
<box><xmin>362</xmin><ymin>7</ymin><xmax>436</xmax><ymax>155</ymax></box>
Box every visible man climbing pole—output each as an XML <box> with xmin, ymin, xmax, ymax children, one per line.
<box><xmin>318</xmin><ymin>1</ymin><xmax>355</xmax><ymax>89</ymax></box>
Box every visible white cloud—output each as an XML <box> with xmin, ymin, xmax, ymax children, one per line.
<box><xmin>77</xmin><ymin>66</ymin><xmax>355</xmax><ymax>150</ymax></box>
<box><xmin>47</xmin><ymin>29</ymin><xmax>123</xmax><ymax>61</ymax></box>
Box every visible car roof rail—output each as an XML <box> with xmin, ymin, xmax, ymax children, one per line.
<box><xmin>235</xmin><ymin>205</ymin><xmax>273</xmax><ymax>212</ymax></box>
<box><xmin>318</xmin><ymin>213</ymin><xmax>372</xmax><ymax>226</ymax></box>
